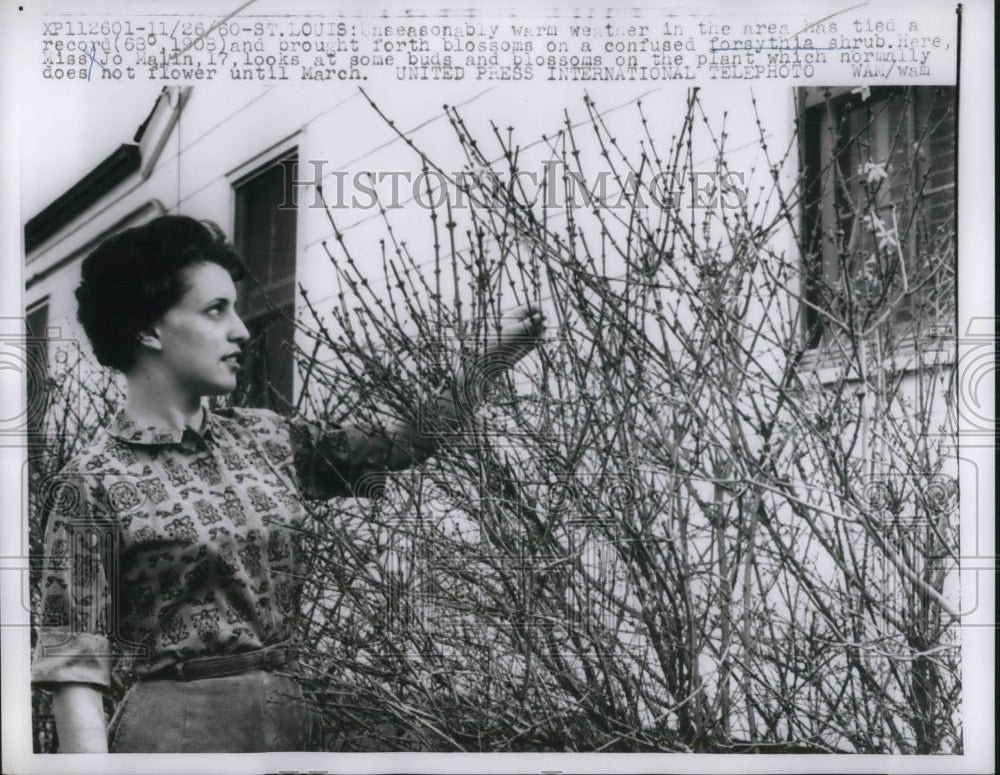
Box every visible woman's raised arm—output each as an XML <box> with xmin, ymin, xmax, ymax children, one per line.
<box><xmin>347</xmin><ymin>305</ymin><xmax>546</xmax><ymax>470</ymax></box>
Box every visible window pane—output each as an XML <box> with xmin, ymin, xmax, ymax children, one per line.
<box><xmin>233</xmin><ymin>307</ymin><xmax>295</xmax><ymax>413</ymax></box>
<box><xmin>799</xmin><ymin>87</ymin><xmax>955</xmax><ymax>349</ymax></box>
<box><xmin>233</xmin><ymin>150</ymin><xmax>298</xmax><ymax>410</ymax></box>
<box><xmin>25</xmin><ymin>301</ymin><xmax>49</xmax><ymax>435</ymax></box>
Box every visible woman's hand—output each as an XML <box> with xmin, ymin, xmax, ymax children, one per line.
<box><xmin>481</xmin><ymin>304</ymin><xmax>546</xmax><ymax>369</ymax></box>
<box><xmin>345</xmin><ymin>306</ymin><xmax>545</xmax><ymax>469</ymax></box>
<box><xmin>441</xmin><ymin>304</ymin><xmax>545</xmax><ymax>421</ymax></box>
<box><xmin>460</xmin><ymin>305</ymin><xmax>546</xmax><ymax>383</ymax></box>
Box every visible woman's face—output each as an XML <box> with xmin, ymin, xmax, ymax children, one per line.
<box><xmin>149</xmin><ymin>261</ymin><xmax>250</xmax><ymax>397</ymax></box>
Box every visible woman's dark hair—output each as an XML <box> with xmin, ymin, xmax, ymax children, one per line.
<box><xmin>75</xmin><ymin>215</ymin><xmax>246</xmax><ymax>372</ymax></box>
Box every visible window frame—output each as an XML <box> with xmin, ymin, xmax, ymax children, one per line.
<box><xmin>228</xmin><ymin>137</ymin><xmax>302</xmax><ymax>412</ymax></box>
<box><xmin>797</xmin><ymin>86</ymin><xmax>957</xmax><ymax>358</ymax></box>
<box><xmin>24</xmin><ymin>298</ymin><xmax>51</xmax><ymax>447</ymax></box>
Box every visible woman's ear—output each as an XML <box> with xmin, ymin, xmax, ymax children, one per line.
<box><xmin>136</xmin><ymin>328</ymin><xmax>163</xmax><ymax>352</ymax></box>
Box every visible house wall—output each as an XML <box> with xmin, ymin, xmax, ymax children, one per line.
<box><xmin>24</xmin><ymin>83</ymin><xmax>798</xmax><ymax>397</ymax></box>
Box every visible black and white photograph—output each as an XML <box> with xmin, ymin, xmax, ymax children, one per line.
<box><xmin>0</xmin><ymin>0</ymin><xmax>993</xmax><ymax>772</ymax></box>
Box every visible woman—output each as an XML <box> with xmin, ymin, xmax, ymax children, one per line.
<box><xmin>31</xmin><ymin>215</ymin><xmax>543</xmax><ymax>752</ymax></box>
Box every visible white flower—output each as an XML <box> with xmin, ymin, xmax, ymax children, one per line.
<box><xmin>876</xmin><ymin>232</ymin><xmax>898</xmax><ymax>250</ymax></box>
<box><xmin>861</xmin><ymin>213</ymin><xmax>886</xmax><ymax>232</ymax></box>
<box><xmin>857</xmin><ymin>161</ymin><xmax>889</xmax><ymax>184</ymax></box>
<box><xmin>861</xmin><ymin>211</ymin><xmax>899</xmax><ymax>250</ymax></box>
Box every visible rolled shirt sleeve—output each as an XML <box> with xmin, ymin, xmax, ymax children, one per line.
<box><xmin>32</xmin><ymin>469</ymin><xmax>116</xmax><ymax>689</ymax></box>
<box><xmin>284</xmin><ymin>414</ymin><xmax>388</xmax><ymax>500</ymax></box>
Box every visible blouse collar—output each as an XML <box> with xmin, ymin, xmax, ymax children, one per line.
<box><xmin>106</xmin><ymin>407</ymin><xmax>217</xmax><ymax>446</ymax></box>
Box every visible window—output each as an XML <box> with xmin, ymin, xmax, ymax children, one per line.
<box><xmin>25</xmin><ymin>299</ymin><xmax>50</xmax><ymax>470</ymax></box>
<box><xmin>232</xmin><ymin>150</ymin><xmax>299</xmax><ymax>412</ymax></box>
<box><xmin>799</xmin><ymin>87</ymin><xmax>956</xmax><ymax>350</ymax></box>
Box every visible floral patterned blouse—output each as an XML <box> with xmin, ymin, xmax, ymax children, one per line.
<box><xmin>32</xmin><ymin>406</ymin><xmax>383</xmax><ymax>688</ymax></box>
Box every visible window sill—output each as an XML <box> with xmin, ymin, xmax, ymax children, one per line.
<box><xmin>797</xmin><ymin>333</ymin><xmax>956</xmax><ymax>386</ymax></box>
